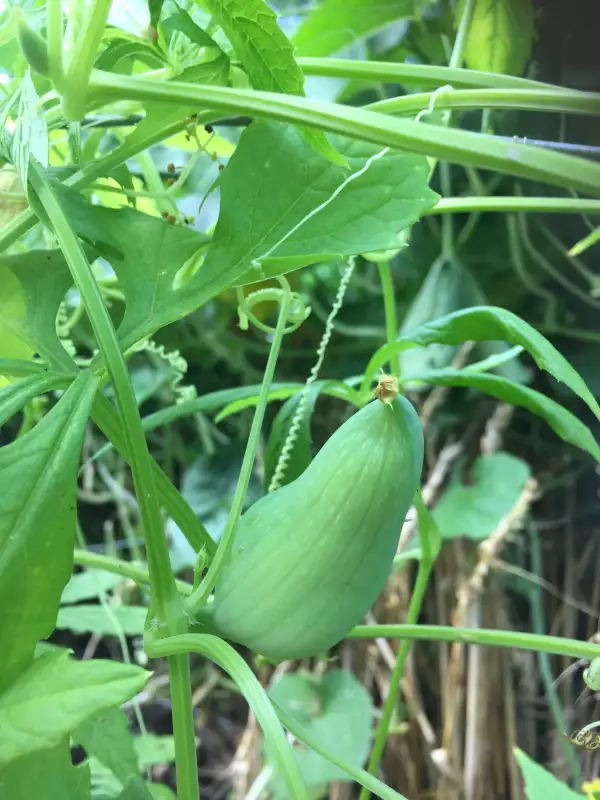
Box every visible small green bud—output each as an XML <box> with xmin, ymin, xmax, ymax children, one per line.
<box><xmin>14</xmin><ymin>9</ymin><xmax>50</xmax><ymax>78</ymax></box>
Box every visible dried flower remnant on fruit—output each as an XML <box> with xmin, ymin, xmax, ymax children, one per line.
<box><xmin>375</xmin><ymin>374</ymin><xmax>399</xmax><ymax>403</ymax></box>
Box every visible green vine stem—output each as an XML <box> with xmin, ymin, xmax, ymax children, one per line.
<box><xmin>184</xmin><ymin>285</ymin><xmax>293</xmax><ymax>617</ymax></box>
<box><xmin>360</xmin><ymin>496</ymin><xmax>439</xmax><ymax>799</ymax></box>
<box><xmin>28</xmin><ymin>161</ymin><xmax>199</xmax><ymax>800</ymax></box>
<box><xmin>145</xmin><ymin>634</ymin><xmax>309</xmax><ymax>799</ymax></box>
<box><xmin>427</xmin><ymin>196</ymin><xmax>600</xmax><ymax>215</ymax></box>
<box><xmin>47</xmin><ymin>0</ymin><xmax>63</xmax><ymax>86</ymax></box>
<box><xmin>72</xmin><ymin>550</ymin><xmax>600</xmax><ymax>661</ymax></box>
<box><xmin>61</xmin><ymin>0</ymin><xmax>113</xmax><ymax>120</ymax></box>
<box><xmin>86</xmin><ymin>71</ymin><xmax>600</xmax><ymax>195</ymax></box>
<box><xmin>349</xmin><ymin>625</ymin><xmax>600</xmax><ymax>660</ymax></box>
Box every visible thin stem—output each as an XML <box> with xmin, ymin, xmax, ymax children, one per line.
<box><xmin>360</xmin><ymin>495</ymin><xmax>438</xmax><ymax>799</ymax></box>
<box><xmin>297</xmin><ymin>57</ymin><xmax>562</xmax><ymax>91</ymax></box>
<box><xmin>72</xmin><ymin>548</ymin><xmax>194</xmax><ymax>595</ymax></box>
<box><xmin>375</xmin><ymin>260</ymin><xmax>398</xmax><ymax>377</ymax></box>
<box><xmin>439</xmin><ymin>162</ymin><xmax>454</xmax><ymax>259</ymax></box>
<box><xmin>428</xmin><ymin>196</ymin><xmax>600</xmax><ymax>215</ymax></box>
<box><xmin>185</xmin><ymin>289</ymin><xmax>293</xmax><ymax>616</ymax></box>
<box><xmin>449</xmin><ymin>0</ymin><xmax>475</xmax><ymax>69</ymax></box>
<box><xmin>348</xmin><ymin>625</ymin><xmax>600</xmax><ymax>660</ymax></box>
<box><xmin>529</xmin><ymin>528</ymin><xmax>581</xmax><ymax>785</ymax></box>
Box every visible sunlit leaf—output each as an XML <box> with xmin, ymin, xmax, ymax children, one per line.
<box><xmin>0</xmin><ymin>650</ymin><xmax>150</xmax><ymax>769</ymax></box>
<box><xmin>56</xmin><ymin>604</ymin><xmax>148</xmax><ymax>636</ymax></box>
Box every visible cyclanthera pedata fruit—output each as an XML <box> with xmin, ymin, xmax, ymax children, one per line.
<box><xmin>208</xmin><ymin>376</ymin><xmax>424</xmax><ymax>661</ymax></box>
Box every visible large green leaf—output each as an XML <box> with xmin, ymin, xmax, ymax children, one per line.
<box><xmin>0</xmin><ymin>650</ymin><xmax>150</xmax><ymax>769</ymax></box>
<box><xmin>203</xmin><ymin>120</ymin><xmax>437</xmax><ymax>288</ymax></box>
<box><xmin>402</xmin><ymin>369</ymin><xmax>600</xmax><ymax>461</ymax></box>
<box><xmin>0</xmin><ymin>249</ymin><xmax>76</xmax><ymax>371</ymax></box>
<box><xmin>196</xmin><ymin>0</ymin><xmax>343</xmax><ymax>164</ymax></box>
<box><xmin>514</xmin><ymin>748</ymin><xmax>585</xmax><ymax>799</ymax></box>
<box><xmin>269</xmin><ymin>669</ymin><xmax>373</xmax><ymax>788</ymax></box>
<box><xmin>362</xmin><ymin>306</ymin><xmax>600</xmax><ymax>420</ymax></box>
<box><xmin>72</xmin><ymin>707</ymin><xmax>139</xmax><ymax>786</ymax></box>
<box><xmin>0</xmin><ymin>371</ymin><xmax>98</xmax><ymax>689</ymax></box>
<box><xmin>293</xmin><ymin>0</ymin><xmax>422</xmax><ymax>57</ymax></box>
<box><xmin>457</xmin><ymin>0</ymin><xmax>534</xmax><ymax>76</ymax></box>
<box><xmin>0</xmin><ymin>738</ymin><xmax>91</xmax><ymax>799</ymax></box>
<box><xmin>433</xmin><ymin>453</ymin><xmax>531</xmax><ymax>540</ymax></box>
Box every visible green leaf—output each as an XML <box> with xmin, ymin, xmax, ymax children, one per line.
<box><xmin>135</xmin><ymin>734</ymin><xmax>177</xmax><ymax>767</ymax></box>
<box><xmin>204</xmin><ymin>120</ymin><xmax>437</xmax><ymax>289</ymax></box>
<box><xmin>269</xmin><ymin>670</ymin><xmax>373</xmax><ymax>787</ymax></box>
<box><xmin>0</xmin><ymin>650</ymin><xmax>150</xmax><ymax>769</ymax></box>
<box><xmin>403</xmin><ymin>369</ymin><xmax>600</xmax><ymax>461</ymax></box>
<box><xmin>51</xmin><ymin>184</ymin><xmax>210</xmax><ymax>351</ymax></box>
<box><xmin>0</xmin><ymin>248</ymin><xmax>79</xmax><ymax>371</ymax></box>
<box><xmin>195</xmin><ymin>0</ymin><xmax>344</xmax><ymax>165</ymax></box>
<box><xmin>457</xmin><ymin>0</ymin><xmax>534</xmax><ymax>76</ymax></box>
<box><xmin>293</xmin><ymin>0</ymin><xmax>422</xmax><ymax>57</ymax></box>
<box><xmin>398</xmin><ymin>255</ymin><xmax>480</xmax><ymax>381</ymax></box>
<box><xmin>514</xmin><ymin>748</ymin><xmax>585</xmax><ymax>799</ymax></box>
<box><xmin>363</xmin><ymin>306</ymin><xmax>600</xmax><ymax>421</ymax></box>
<box><xmin>61</xmin><ymin>569</ymin><xmax>126</xmax><ymax>604</ymax></box>
<box><xmin>56</xmin><ymin>604</ymin><xmax>148</xmax><ymax>636</ymax></box>
<box><xmin>0</xmin><ymin>372</ymin><xmax>72</xmax><ymax>425</ymax></box>
<box><xmin>0</xmin><ymin>371</ymin><xmax>98</xmax><ymax>689</ymax></box>
<box><xmin>0</xmin><ymin>738</ymin><xmax>91</xmax><ymax>799</ymax></box>
<box><xmin>264</xmin><ymin>385</ymin><xmax>321</xmax><ymax>490</ymax></box>
<box><xmin>117</xmin><ymin>775</ymin><xmax>156</xmax><ymax>800</ymax></box>
<box><xmin>163</xmin><ymin>10</ymin><xmax>220</xmax><ymax>49</ymax></box>
<box><xmin>72</xmin><ymin>707</ymin><xmax>139</xmax><ymax>785</ymax></box>
<box><xmin>433</xmin><ymin>453</ymin><xmax>530</xmax><ymax>540</ymax></box>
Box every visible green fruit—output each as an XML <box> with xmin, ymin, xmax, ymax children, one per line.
<box><xmin>14</xmin><ymin>10</ymin><xmax>50</xmax><ymax>78</ymax></box>
<box><xmin>209</xmin><ymin>380</ymin><xmax>424</xmax><ymax>661</ymax></box>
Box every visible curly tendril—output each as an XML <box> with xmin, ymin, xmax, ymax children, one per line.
<box><xmin>268</xmin><ymin>257</ymin><xmax>356</xmax><ymax>494</ymax></box>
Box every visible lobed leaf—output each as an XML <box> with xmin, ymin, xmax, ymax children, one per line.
<box><xmin>362</xmin><ymin>306</ymin><xmax>600</xmax><ymax>421</ymax></box>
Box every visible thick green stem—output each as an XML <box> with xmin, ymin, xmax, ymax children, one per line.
<box><xmin>62</xmin><ymin>0</ymin><xmax>113</xmax><ymax>120</ymax></box>
<box><xmin>145</xmin><ymin>634</ymin><xmax>308</xmax><ymax>799</ymax></box>
<box><xmin>428</xmin><ymin>196</ymin><xmax>600</xmax><ymax>215</ymax></box>
<box><xmin>185</xmin><ymin>289</ymin><xmax>292</xmax><ymax>615</ymax></box>
<box><xmin>29</xmin><ymin>162</ymin><xmax>200</xmax><ymax>800</ymax></box>
<box><xmin>168</xmin><ymin>655</ymin><xmax>199</xmax><ymax>800</ymax></box>
<box><xmin>86</xmin><ymin>71</ymin><xmax>600</xmax><ymax>196</ymax></box>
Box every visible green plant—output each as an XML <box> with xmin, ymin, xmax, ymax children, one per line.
<box><xmin>0</xmin><ymin>0</ymin><xmax>599</xmax><ymax>798</ymax></box>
